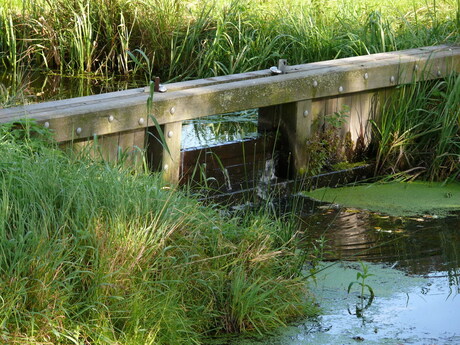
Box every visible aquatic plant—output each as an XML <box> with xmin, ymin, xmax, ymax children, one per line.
<box><xmin>303</xmin><ymin>181</ymin><xmax>460</xmax><ymax>217</ymax></box>
<box><xmin>347</xmin><ymin>261</ymin><xmax>375</xmax><ymax>317</ymax></box>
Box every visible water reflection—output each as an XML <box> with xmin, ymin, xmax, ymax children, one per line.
<box><xmin>211</xmin><ymin>204</ymin><xmax>460</xmax><ymax>345</ymax></box>
<box><xmin>181</xmin><ymin>110</ymin><xmax>258</xmax><ymax>149</ymax></box>
<box><xmin>302</xmin><ymin>206</ymin><xmax>460</xmax><ymax>277</ymax></box>
<box><xmin>0</xmin><ymin>69</ymin><xmax>144</xmax><ymax>107</ymax></box>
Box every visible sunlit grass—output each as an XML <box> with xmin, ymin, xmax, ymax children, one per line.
<box><xmin>0</xmin><ymin>121</ymin><xmax>316</xmax><ymax>344</ymax></box>
<box><xmin>0</xmin><ymin>0</ymin><xmax>458</xmax><ymax>80</ymax></box>
<box><xmin>371</xmin><ymin>73</ymin><xmax>460</xmax><ymax>181</ymax></box>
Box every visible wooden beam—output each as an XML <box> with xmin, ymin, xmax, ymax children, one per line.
<box><xmin>278</xmin><ymin>100</ymin><xmax>313</xmax><ymax>175</ymax></box>
<box><xmin>0</xmin><ymin>45</ymin><xmax>458</xmax><ymax>144</ymax></box>
<box><xmin>2</xmin><ymin>45</ymin><xmax>444</xmax><ymax>119</ymax></box>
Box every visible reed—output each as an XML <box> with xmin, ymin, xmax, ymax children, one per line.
<box><xmin>0</xmin><ymin>0</ymin><xmax>457</xmax><ymax>81</ymax></box>
<box><xmin>371</xmin><ymin>72</ymin><xmax>460</xmax><ymax>181</ymax></box>
<box><xmin>0</xmin><ymin>121</ymin><xmax>316</xmax><ymax>344</ymax></box>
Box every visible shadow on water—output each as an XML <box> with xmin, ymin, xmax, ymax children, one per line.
<box><xmin>0</xmin><ymin>69</ymin><xmax>145</xmax><ymax>106</ymax></box>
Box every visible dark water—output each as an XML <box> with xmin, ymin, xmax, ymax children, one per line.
<box><xmin>302</xmin><ymin>206</ymin><xmax>460</xmax><ymax>276</ymax></box>
<box><xmin>223</xmin><ymin>204</ymin><xmax>460</xmax><ymax>345</ymax></box>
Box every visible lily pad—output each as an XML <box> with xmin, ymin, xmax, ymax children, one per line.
<box><xmin>302</xmin><ymin>181</ymin><xmax>460</xmax><ymax>217</ymax></box>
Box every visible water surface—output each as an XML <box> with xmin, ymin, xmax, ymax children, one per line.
<box><xmin>218</xmin><ymin>206</ymin><xmax>460</xmax><ymax>345</ymax></box>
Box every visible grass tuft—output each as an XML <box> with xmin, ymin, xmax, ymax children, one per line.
<box><xmin>371</xmin><ymin>73</ymin><xmax>460</xmax><ymax>181</ymax></box>
<box><xmin>0</xmin><ymin>0</ymin><xmax>458</xmax><ymax>81</ymax></box>
<box><xmin>0</xmin><ymin>121</ymin><xmax>316</xmax><ymax>344</ymax></box>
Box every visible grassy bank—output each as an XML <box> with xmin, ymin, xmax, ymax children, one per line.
<box><xmin>0</xmin><ymin>0</ymin><xmax>458</xmax><ymax>81</ymax></box>
<box><xmin>0</xmin><ymin>122</ymin><xmax>316</xmax><ymax>344</ymax></box>
<box><xmin>371</xmin><ymin>73</ymin><xmax>460</xmax><ymax>181</ymax></box>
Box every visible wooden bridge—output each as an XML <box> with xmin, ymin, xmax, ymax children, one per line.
<box><xmin>1</xmin><ymin>45</ymin><xmax>459</xmax><ymax>185</ymax></box>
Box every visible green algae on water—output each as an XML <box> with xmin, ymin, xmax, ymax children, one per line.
<box><xmin>302</xmin><ymin>181</ymin><xmax>460</xmax><ymax>217</ymax></box>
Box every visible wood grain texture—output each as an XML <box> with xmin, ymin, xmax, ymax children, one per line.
<box><xmin>0</xmin><ymin>45</ymin><xmax>457</xmax><ymax>143</ymax></box>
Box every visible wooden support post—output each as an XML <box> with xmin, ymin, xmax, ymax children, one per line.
<box><xmin>279</xmin><ymin>100</ymin><xmax>313</xmax><ymax>176</ymax></box>
<box><xmin>162</xmin><ymin>122</ymin><xmax>182</xmax><ymax>183</ymax></box>
<box><xmin>118</xmin><ymin>128</ymin><xmax>146</xmax><ymax>168</ymax></box>
<box><xmin>147</xmin><ymin>121</ymin><xmax>182</xmax><ymax>183</ymax></box>
<box><xmin>98</xmin><ymin>133</ymin><xmax>119</xmax><ymax>162</ymax></box>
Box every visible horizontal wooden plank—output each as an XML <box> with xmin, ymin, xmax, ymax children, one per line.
<box><xmin>182</xmin><ymin>136</ymin><xmax>275</xmax><ymax>162</ymax></box>
<box><xmin>4</xmin><ymin>45</ymin><xmax>450</xmax><ymax>119</ymax></box>
<box><xmin>181</xmin><ymin>136</ymin><xmax>276</xmax><ymax>188</ymax></box>
<box><xmin>3</xmin><ymin>45</ymin><xmax>440</xmax><ymax>119</ymax></box>
<box><xmin>0</xmin><ymin>45</ymin><xmax>458</xmax><ymax>142</ymax></box>
<box><xmin>146</xmin><ymin>45</ymin><xmax>448</xmax><ymax>93</ymax></box>
<box><xmin>182</xmin><ymin>148</ymin><xmax>273</xmax><ymax>172</ymax></box>
<box><xmin>181</xmin><ymin>161</ymin><xmax>270</xmax><ymax>190</ymax></box>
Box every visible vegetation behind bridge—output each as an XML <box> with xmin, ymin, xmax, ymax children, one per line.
<box><xmin>0</xmin><ymin>0</ymin><xmax>458</xmax><ymax>81</ymax></box>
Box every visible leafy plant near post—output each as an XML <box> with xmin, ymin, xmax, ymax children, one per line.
<box><xmin>304</xmin><ymin>105</ymin><xmax>358</xmax><ymax>176</ymax></box>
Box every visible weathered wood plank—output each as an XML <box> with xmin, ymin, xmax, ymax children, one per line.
<box><xmin>181</xmin><ymin>136</ymin><xmax>276</xmax><ymax>189</ymax></box>
<box><xmin>276</xmin><ymin>100</ymin><xmax>313</xmax><ymax>174</ymax></box>
<box><xmin>0</xmin><ymin>45</ymin><xmax>458</xmax><ymax>144</ymax></box>
<box><xmin>1</xmin><ymin>45</ymin><xmax>446</xmax><ymax>118</ymax></box>
<box><xmin>147</xmin><ymin>122</ymin><xmax>182</xmax><ymax>183</ymax></box>
<box><xmin>117</xmin><ymin>128</ymin><xmax>146</xmax><ymax>167</ymax></box>
<box><xmin>182</xmin><ymin>136</ymin><xmax>275</xmax><ymax>170</ymax></box>
<box><xmin>348</xmin><ymin>91</ymin><xmax>375</xmax><ymax>147</ymax></box>
<box><xmin>162</xmin><ymin>122</ymin><xmax>182</xmax><ymax>183</ymax></box>
<box><xmin>146</xmin><ymin>45</ymin><xmax>448</xmax><ymax>92</ymax></box>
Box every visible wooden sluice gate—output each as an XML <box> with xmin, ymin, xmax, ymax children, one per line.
<box><xmin>1</xmin><ymin>45</ymin><xmax>459</xmax><ymax>187</ymax></box>
<box><xmin>180</xmin><ymin>135</ymin><xmax>277</xmax><ymax>191</ymax></box>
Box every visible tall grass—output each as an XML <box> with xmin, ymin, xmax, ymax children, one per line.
<box><xmin>371</xmin><ymin>72</ymin><xmax>460</xmax><ymax>181</ymax></box>
<box><xmin>0</xmin><ymin>121</ymin><xmax>316</xmax><ymax>344</ymax></box>
<box><xmin>0</xmin><ymin>0</ymin><xmax>458</xmax><ymax>81</ymax></box>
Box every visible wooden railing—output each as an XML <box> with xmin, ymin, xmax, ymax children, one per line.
<box><xmin>1</xmin><ymin>45</ymin><xmax>459</xmax><ymax>182</ymax></box>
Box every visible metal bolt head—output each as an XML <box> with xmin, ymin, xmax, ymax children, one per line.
<box><xmin>138</xmin><ymin>118</ymin><xmax>145</xmax><ymax>126</ymax></box>
<box><xmin>76</xmin><ymin>127</ymin><xmax>82</xmax><ymax>135</ymax></box>
<box><xmin>167</xmin><ymin>131</ymin><xmax>173</xmax><ymax>138</ymax></box>
<box><xmin>170</xmin><ymin>107</ymin><xmax>176</xmax><ymax>115</ymax></box>
<box><xmin>390</xmin><ymin>76</ymin><xmax>395</xmax><ymax>83</ymax></box>
<box><xmin>364</xmin><ymin>73</ymin><xmax>369</xmax><ymax>80</ymax></box>
<box><xmin>44</xmin><ymin>122</ymin><xmax>50</xmax><ymax>128</ymax></box>
<box><xmin>313</xmin><ymin>80</ymin><xmax>318</xmax><ymax>88</ymax></box>
<box><xmin>338</xmin><ymin>86</ymin><xmax>344</xmax><ymax>93</ymax></box>
<box><xmin>108</xmin><ymin>115</ymin><xmax>114</xmax><ymax>122</ymax></box>
<box><xmin>303</xmin><ymin>110</ymin><xmax>309</xmax><ymax>117</ymax></box>
<box><xmin>163</xmin><ymin>164</ymin><xmax>169</xmax><ymax>171</ymax></box>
